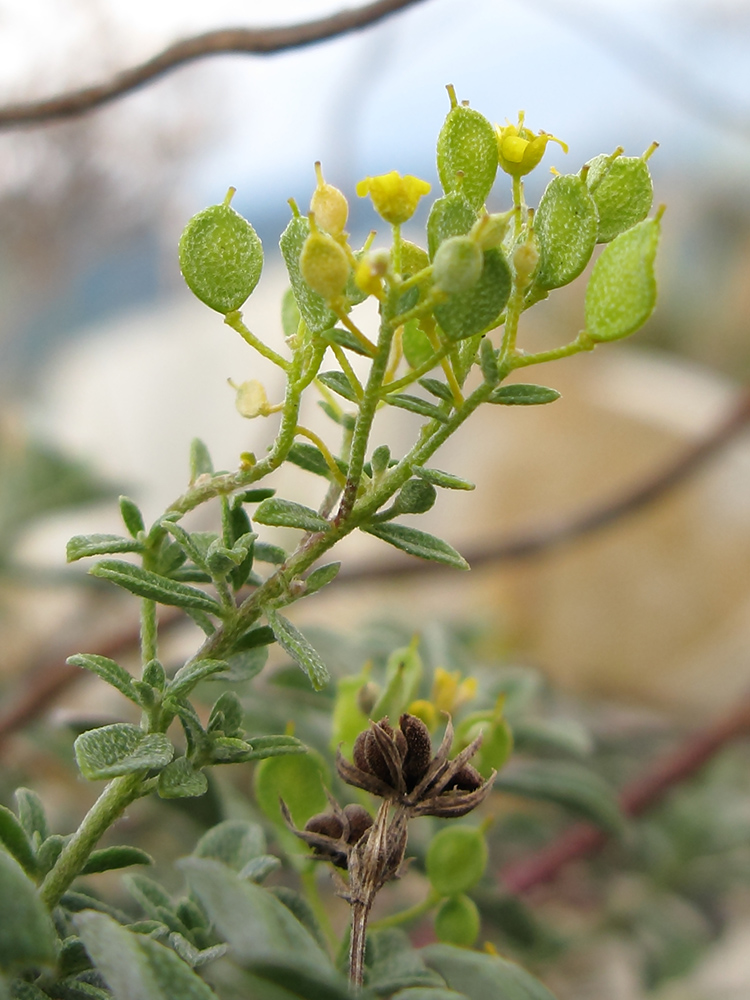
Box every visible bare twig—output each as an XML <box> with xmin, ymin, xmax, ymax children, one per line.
<box><xmin>0</xmin><ymin>0</ymin><xmax>429</xmax><ymax>128</ymax></box>
<box><xmin>499</xmin><ymin>691</ymin><xmax>750</xmax><ymax>895</ymax></box>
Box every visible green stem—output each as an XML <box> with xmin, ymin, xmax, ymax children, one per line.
<box><xmin>225</xmin><ymin>311</ymin><xmax>290</xmax><ymax>371</ymax></box>
<box><xmin>140</xmin><ymin>599</ymin><xmax>158</xmax><ymax>665</ymax></box>
<box><xmin>39</xmin><ymin>773</ymin><xmax>144</xmax><ymax>910</ymax></box>
<box><xmin>511</xmin><ymin>331</ymin><xmax>594</xmax><ymax>369</ymax></box>
<box><xmin>368</xmin><ymin>889</ymin><xmax>441</xmax><ymax>932</ymax></box>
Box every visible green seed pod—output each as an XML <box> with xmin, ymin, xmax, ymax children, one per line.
<box><xmin>393</xmin><ymin>479</ymin><xmax>438</xmax><ymax>515</ymax></box>
<box><xmin>437</xmin><ymin>86</ymin><xmax>498</xmax><ymax>210</ymax></box>
<box><xmin>426</xmin><ymin>825</ymin><xmax>488</xmax><ymax>896</ymax></box>
<box><xmin>253</xmin><ymin>750</ymin><xmax>329</xmax><ymax>828</ymax></box>
<box><xmin>585</xmin><ymin>150</ymin><xmax>654</xmax><ymax>243</ymax></box>
<box><xmin>280</xmin><ymin>210</ymin><xmax>337</xmax><ymax>334</ymax></box>
<box><xmin>434</xmin><ymin>247</ymin><xmax>511</xmax><ymax>341</ymax></box>
<box><xmin>434</xmin><ymin>894</ymin><xmax>481</xmax><ymax>948</ymax></box>
<box><xmin>402</xmin><ymin>318</ymin><xmax>435</xmax><ymax>369</ymax></box>
<box><xmin>427</xmin><ymin>192</ymin><xmax>477</xmax><ymax>260</ymax></box>
<box><xmin>469</xmin><ymin>718</ymin><xmax>514</xmax><ymax>778</ymax></box>
<box><xmin>299</xmin><ymin>224</ymin><xmax>351</xmax><ymax>301</ymax></box>
<box><xmin>585</xmin><ymin>215</ymin><xmax>661</xmax><ymax>343</ymax></box>
<box><xmin>433</xmin><ymin>236</ymin><xmax>483</xmax><ymax>294</ymax></box>
<box><xmin>534</xmin><ymin>174</ymin><xmax>598</xmax><ymax>290</ymax></box>
<box><xmin>178</xmin><ymin>189</ymin><xmax>263</xmax><ymax>314</ymax></box>
<box><xmin>396</xmin><ymin>239</ymin><xmax>432</xmax><ymax>314</ymax></box>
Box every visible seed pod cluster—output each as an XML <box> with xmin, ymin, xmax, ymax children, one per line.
<box><xmin>179</xmin><ymin>191</ymin><xmax>263</xmax><ymax>314</ymax></box>
<box><xmin>299</xmin><ymin>802</ymin><xmax>374</xmax><ymax>869</ymax></box>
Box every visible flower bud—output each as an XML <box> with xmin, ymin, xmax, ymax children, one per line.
<box><xmin>310</xmin><ymin>161</ymin><xmax>349</xmax><ymax>236</ymax></box>
<box><xmin>179</xmin><ymin>188</ymin><xmax>263</xmax><ymax>314</ymax></box>
<box><xmin>299</xmin><ymin>218</ymin><xmax>351</xmax><ymax>301</ymax></box>
<box><xmin>512</xmin><ymin>236</ymin><xmax>540</xmax><ymax>291</ymax></box>
<box><xmin>433</xmin><ymin>235</ymin><xmax>483</xmax><ymax>294</ymax></box>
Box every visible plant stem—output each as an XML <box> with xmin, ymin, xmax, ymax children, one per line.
<box><xmin>349</xmin><ymin>900</ymin><xmax>372</xmax><ymax>989</ymax></box>
<box><xmin>368</xmin><ymin>888</ymin><xmax>441</xmax><ymax>931</ymax></box>
<box><xmin>39</xmin><ymin>773</ymin><xmax>144</xmax><ymax>909</ymax></box>
<box><xmin>224</xmin><ymin>311</ymin><xmax>290</xmax><ymax>371</ymax></box>
<box><xmin>139</xmin><ymin>599</ymin><xmax>158</xmax><ymax>665</ymax></box>
<box><xmin>510</xmin><ymin>330</ymin><xmax>594</xmax><ymax>369</ymax></box>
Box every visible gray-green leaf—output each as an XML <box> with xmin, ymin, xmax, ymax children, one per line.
<box><xmin>0</xmin><ymin>852</ymin><xmax>57</xmax><ymax>973</ymax></box>
<box><xmin>81</xmin><ymin>846</ymin><xmax>154</xmax><ymax>875</ymax></box>
<box><xmin>0</xmin><ymin>807</ymin><xmax>36</xmax><ymax>876</ymax></box>
<box><xmin>253</xmin><ymin>498</ymin><xmax>330</xmax><ymax>533</ymax></box>
<box><xmin>157</xmin><ymin>758</ymin><xmax>208</xmax><ymax>799</ymax></box>
<box><xmin>266</xmin><ymin>609</ymin><xmax>330</xmax><ymax>690</ymax></box>
<box><xmin>67</xmin><ymin>654</ymin><xmax>139</xmax><ymax>704</ymax></box>
<box><xmin>89</xmin><ymin>560</ymin><xmax>223</xmax><ymax>615</ymax></box>
<box><xmin>167</xmin><ymin>659</ymin><xmax>230</xmax><ymax>699</ymax></box>
<box><xmin>488</xmin><ymin>384</ymin><xmax>561</xmax><ymax>406</ymax></box>
<box><xmin>67</xmin><ymin>534</ymin><xmax>144</xmax><ymax>562</ymax></box>
<box><xmin>412</xmin><ymin>466</ymin><xmax>475</xmax><ymax>491</ymax></box>
<box><xmin>74</xmin><ymin>724</ymin><xmax>174</xmax><ymax>781</ymax></box>
<box><xmin>362</xmin><ymin>522</ymin><xmax>469</xmax><ymax>570</ymax></box>
<box><xmin>384</xmin><ymin>394</ymin><xmax>449</xmax><ymax>423</ymax></box>
<box><xmin>422</xmin><ymin>944</ymin><xmax>559</xmax><ymax>1000</ymax></box>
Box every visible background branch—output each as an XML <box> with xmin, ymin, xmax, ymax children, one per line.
<box><xmin>0</xmin><ymin>0</ymin><xmax>429</xmax><ymax>128</ymax></box>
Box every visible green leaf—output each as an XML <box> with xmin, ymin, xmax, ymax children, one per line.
<box><xmin>287</xmin><ymin>441</ymin><xmax>332</xmax><ymax>479</ymax></box>
<box><xmin>322</xmin><ymin>326</ymin><xmax>372</xmax><ymax>357</ymax></box>
<box><xmin>511</xmin><ymin>719</ymin><xmax>593</xmax><ymax>758</ymax></box>
<box><xmin>254</xmin><ymin>751</ymin><xmax>329</xmax><ymax>829</ymax></box>
<box><xmin>167</xmin><ymin>659</ymin><xmax>230</xmax><ymax>699</ymax></box>
<box><xmin>493</xmin><ymin>761</ymin><xmax>623</xmax><ymax>833</ymax></box>
<box><xmin>67</xmin><ymin>533</ymin><xmax>144</xmax><ymax>562</ymax></box>
<box><xmin>488</xmin><ymin>384</ymin><xmax>561</xmax><ymax>406</ymax></box>
<box><xmin>412</xmin><ymin>466</ymin><xmax>475</xmax><ymax>491</ymax></box>
<box><xmin>14</xmin><ymin>789</ymin><xmax>48</xmax><ymax>843</ymax></box>
<box><xmin>368</xmin><ymin>929</ymin><xmax>445</xmax><ymax>995</ymax></box>
<box><xmin>241</xmin><ymin>959</ymin><xmax>354</xmax><ymax>1000</ymax></box>
<box><xmin>254</xmin><ymin>499</ymin><xmax>330</xmax><ymax>533</ymax></box>
<box><xmin>317</xmin><ymin>371</ymin><xmax>359</xmax><ymax>403</ymax></box>
<box><xmin>74</xmin><ymin>724</ymin><xmax>174</xmax><ymax>781</ymax></box>
<box><xmin>0</xmin><ymin>807</ymin><xmax>36</xmax><ymax>876</ymax></box>
<box><xmin>384</xmin><ymin>393</ymin><xmax>449</xmax><ymax>423</ymax></box>
<box><xmin>391</xmin><ymin>990</ymin><xmax>468</xmax><ymax>1000</ymax></box>
<box><xmin>119</xmin><ymin>495</ymin><xmax>145</xmax><ymax>538</ymax></box>
<box><xmin>81</xmin><ymin>846</ymin><xmax>154</xmax><ymax>875</ymax></box>
<box><xmin>422</xmin><ymin>944</ymin><xmax>559</xmax><ymax>1000</ymax></box>
<box><xmin>221</xmin><ymin>646</ymin><xmax>268</xmax><ymax>683</ymax></box>
<box><xmin>243</xmin><ymin>735</ymin><xmax>307</xmax><ymax>760</ymax></box>
<box><xmin>189</xmin><ymin>438</ymin><xmax>214</xmax><ymax>481</ymax></box>
<box><xmin>266</xmin><ymin>609</ymin><xmax>330</xmax><ymax>690</ymax></box>
<box><xmin>75</xmin><ymin>910</ymin><xmax>219</xmax><ymax>1000</ymax></box>
<box><xmin>67</xmin><ymin>654</ymin><xmax>139</xmax><ymax>704</ymax></box>
<box><xmin>194</xmin><ymin>820</ymin><xmax>266</xmax><ymax>872</ymax></box>
<box><xmin>585</xmin><ymin>216</ymin><xmax>660</xmax><ymax>342</ymax></box>
<box><xmin>253</xmin><ymin>542</ymin><xmax>287</xmax><ymax>565</ymax></box>
<box><xmin>479</xmin><ymin>336</ymin><xmax>500</xmax><ymax>385</ymax></box>
<box><xmin>0</xmin><ymin>852</ymin><xmax>57</xmax><ymax>973</ymax></box>
<box><xmin>402</xmin><ymin>319</ymin><xmax>435</xmax><ymax>370</ymax></box>
<box><xmin>181</xmin><ymin>857</ymin><xmax>332</xmax><ymax>972</ymax></box>
<box><xmin>157</xmin><ymin>758</ymin><xmax>208</xmax><ymax>799</ymax></box>
<box><xmin>362</xmin><ymin>523</ymin><xmax>469</xmax><ymax>571</ymax></box>
<box><xmin>426</xmin><ymin>826</ymin><xmax>487</xmax><ymax>896</ymax></box>
<box><xmin>305</xmin><ymin>562</ymin><xmax>341</xmax><ymax>596</ymax></box>
<box><xmin>89</xmin><ymin>560</ymin><xmax>223</xmax><ymax>615</ymax></box>
<box><xmin>36</xmin><ymin>834</ymin><xmax>66</xmax><ymax>875</ymax></box>
<box><xmin>418</xmin><ymin>378</ymin><xmax>453</xmax><ymax>402</ymax></box>
<box><xmin>235</xmin><ymin>624</ymin><xmax>276</xmax><ymax>650</ymax></box>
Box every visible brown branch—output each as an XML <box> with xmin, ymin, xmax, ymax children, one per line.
<box><xmin>499</xmin><ymin>691</ymin><xmax>750</xmax><ymax>896</ymax></box>
<box><xmin>339</xmin><ymin>386</ymin><xmax>750</xmax><ymax>582</ymax></box>
<box><xmin>0</xmin><ymin>0</ymin><xmax>430</xmax><ymax>128</ymax></box>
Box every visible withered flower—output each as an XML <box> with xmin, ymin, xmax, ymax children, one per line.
<box><xmin>282</xmin><ymin>713</ymin><xmax>495</xmax><ymax>989</ymax></box>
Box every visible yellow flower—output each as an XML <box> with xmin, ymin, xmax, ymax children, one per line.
<box><xmin>495</xmin><ymin>111</ymin><xmax>568</xmax><ymax>178</ymax></box>
<box><xmin>356</xmin><ymin>171</ymin><xmax>431</xmax><ymax>225</ymax></box>
<box><xmin>431</xmin><ymin>667</ymin><xmax>478</xmax><ymax>715</ymax></box>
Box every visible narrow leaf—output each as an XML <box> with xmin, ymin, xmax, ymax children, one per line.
<box><xmin>384</xmin><ymin>393</ymin><xmax>450</xmax><ymax>423</ymax></box>
<box><xmin>81</xmin><ymin>846</ymin><xmax>154</xmax><ymax>875</ymax></box>
<box><xmin>119</xmin><ymin>496</ymin><xmax>145</xmax><ymax>538</ymax></box>
<box><xmin>189</xmin><ymin>438</ymin><xmax>213</xmax><ymax>481</ymax></box>
<box><xmin>317</xmin><ymin>370</ymin><xmax>359</xmax><ymax>403</ymax></box>
<box><xmin>167</xmin><ymin>659</ymin><xmax>230</xmax><ymax>699</ymax></box>
<box><xmin>493</xmin><ymin>760</ymin><xmax>623</xmax><ymax>833</ymax></box>
<box><xmin>412</xmin><ymin>466</ymin><xmax>475</xmax><ymax>491</ymax></box>
<box><xmin>488</xmin><ymin>384</ymin><xmax>561</xmax><ymax>406</ymax></box>
<box><xmin>304</xmin><ymin>562</ymin><xmax>341</xmax><ymax>595</ymax></box>
<box><xmin>0</xmin><ymin>852</ymin><xmax>57</xmax><ymax>973</ymax></box>
<box><xmin>287</xmin><ymin>442</ymin><xmax>334</xmax><ymax>479</ymax></box>
<box><xmin>322</xmin><ymin>326</ymin><xmax>372</xmax><ymax>357</ymax></box>
<box><xmin>254</xmin><ymin>499</ymin><xmax>330</xmax><ymax>533</ymax></box>
<box><xmin>362</xmin><ymin>522</ymin><xmax>469</xmax><ymax>570</ymax></box>
<box><xmin>74</xmin><ymin>724</ymin><xmax>174</xmax><ymax>781</ymax></box>
<box><xmin>0</xmin><ymin>806</ymin><xmax>37</xmax><ymax>876</ymax></box>
<box><xmin>67</xmin><ymin>654</ymin><xmax>139</xmax><ymax>704</ymax></box>
<box><xmin>418</xmin><ymin>377</ymin><xmax>453</xmax><ymax>401</ymax></box>
<box><xmin>253</xmin><ymin>542</ymin><xmax>287</xmax><ymax>565</ymax></box>
<box><xmin>193</xmin><ymin>819</ymin><xmax>266</xmax><ymax>872</ymax></box>
<box><xmin>266</xmin><ymin>609</ymin><xmax>330</xmax><ymax>690</ymax></box>
<box><xmin>89</xmin><ymin>560</ymin><xmax>223</xmax><ymax>615</ymax></box>
<box><xmin>67</xmin><ymin>534</ymin><xmax>143</xmax><ymax>562</ymax></box>
<box><xmin>243</xmin><ymin>735</ymin><xmax>306</xmax><ymax>760</ymax></box>
<box><xmin>14</xmin><ymin>789</ymin><xmax>48</xmax><ymax>843</ymax></box>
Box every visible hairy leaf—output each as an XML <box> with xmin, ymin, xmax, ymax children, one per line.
<box><xmin>362</xmin><ymin>523</ymin><xmax>469</xmax><ymax>570</ymax></box>
<box><xmin>266</xmin><ymin>609</ymin><xmax>330</xmax><ymax>690</ymax></box>
<box><xmin>74</xmin><ymin>725</ymin><xmax>173</xmax><ymax>781</ymax></box>
<box><xmin>89</xmin><ymin>560</ymin><xmax>222</xmax><ymax>615</ymax></box>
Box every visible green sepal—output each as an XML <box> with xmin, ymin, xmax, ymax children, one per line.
<box><xmin>383</xmin><ymin>393</ymin><xmax>449</xmax><ymax>423</ymax></box>
<box><xmin>74</xmin><ymin>724</ymin><xmax>174</xmax><ymax>781</ymax></box>
<box><xmin>157</xmin><ymin>758</ymin><xmax>209</xmax><ymax>799</ymax></box>
<box><xmin>67</xmin><ymin>533</ymin><xmax>144</xmax><ymax>562</ymax></box>
<box><xmin>89</xmin><ymin>560</ymin><xmax>223</xmax><ymax>615</ymax></box>
<box><xmin>80</xmin><ymin>846</ymin><xmax>154</xmax><ymax>875</ymax></box>
<box><xmin>362</xmin><ymin>522</ymin><xmax>469</xmax><ymax>570</ymax></box>
<box><xmin>304</xmin><ymin>562</ymin><xmax>341</xmax><ymax>596</ymax></box>
<box><xmin>412</xmin><ymin>465</ymin><xmax>475</xmax><ymax>491</ymax></box>
<box><xmin>67</xmin><ymin>653</ymin><xmax>139</xmax><ymax>704</ymax></box>
<box><xmin>265</xmin><ymin>608</ymin><xmax>330</xmax><ymax>691</ymax></box>
<box><xmin>488</xmin><ymin>383</ymin><xmax>561</xmax><ymax>406</ymax></box>
<box><xmin>253</xmin><ymin>498</ymin><xmax>330</xmax><ymax>533</ymax></box>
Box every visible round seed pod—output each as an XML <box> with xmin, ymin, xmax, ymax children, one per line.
<box><xmin>585</xmin><ymin>153</ymin><xmax>654</xmax><ymax>243</ymax></box>
<box><xmin>426</xmin><ymin>825</ymin><xmax>488</xmax><ymax>896</ymax></box>
<box><xmin>343</xmin><ymin>804</ymin><xmax>374</xmax><ymax>844</ymax></box>
<box><xmin>434</xmin><ymin>894</ymin><xmax>481</xmax><ymax>947</ymax></box>
<box><xmin>393</xmin><ymin>479</ymin><xmax>438</xmax><ymax>516</ymax></box>
<box><xmin>427</xmin><ymin>192</ymin><xmax>477</xmax><ymax>260</ymax></box>
<box><xmin>299</xmin><ymin>227</ymin><xmax>351</xmax><ymax>301</ymax></box>
<box><xmin>280</xmin><ymin>212</ymin><xmax>337</xmax><ymax>333</ymax></box>
<box><xmin>304</xmin><ymin>811</ymin><xmax>344</xmax><ymax>840</ymax></box>
<box><xmin>254</xmin><ymin>751</ymin><xmax>329</xmax><ymax>828</ymax></box>
<box><xmin>584</xmin><ymin>216</ymin><xmax>660</xmax><ymax>343</ymax></box>
<box><xmin>399</xmin><ymin>713</ymin><xmax>433</xmax><ymax>788</ymax></box>
<box><xmin>434</xmin><ymin>247</ymin><xmax>511</xmax><ymax>341</ymax></box>
<box><xmin>437</xmin><ymin>89</ymin><xmax>498</xmax><ymax>210</ymax></box>
<box><xmin>534</xmin><ymin>174</ymin><xmax>598</xmax><ymax>290</ymax></box>
<box><xmin>179</xmin><ymin>191</ymin><xmax>263</xmax><ymax>314</ymax></box>
<box><xmin>433</xmin><ymin>236</ymin><xmax>483</xmax><ymax>294</ymax></box>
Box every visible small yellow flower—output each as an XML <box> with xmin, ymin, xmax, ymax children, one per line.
<box><xmin>431</xmin><ymin>667</ymin><xmax>478</xmax><ymax>715</ymax></box>
<box><xmin>356</xmin><ymin>171</ymin><xmax>431</xmax><ymax>225</ymax></box>
<box><xmin>354</xmin><ymin>248</ymin><xmax>389</xmax><ymax>300</ymax></box>
<box><xmin>496</xmin><ymin>111</ymin><xmax>568</xmax><ymax>178</ymax></box>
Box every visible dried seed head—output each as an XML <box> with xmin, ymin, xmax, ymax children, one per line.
<box><xmin>305</xmin><ymin>811</ymin><xmax>344</xmax><ymax>840</ymax></box>
<box><xmin>343</xmin><ymin>803</ymin><xmax>374</xmax><ymax>844</ymax></box>
<box><xmin>399</xmin><ymin>713</ymin><xmax>433</xmax><ymax>790</ymax></box>
<box><xmin>448</xmin><ymin>763</ymin><xmax>484</xmax><ymax>792</ymax></box>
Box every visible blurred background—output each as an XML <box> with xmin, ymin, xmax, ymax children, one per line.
<box><xmin>2</xmin><ymin>1</ymin><xmax>750</xmax><ymax>998</ymax></box>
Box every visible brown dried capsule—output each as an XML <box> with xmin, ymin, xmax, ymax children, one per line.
<box><xmin>305</xmin><ymin>811</ymin><xmax>345</xmax><ymax>840</ymax></box>
<box><xmin>399</xmin><ymin>713</ymin><xmax>433</xmax><ymax>790</ymax></box>
<box><xmin>343</xmin><ymin>804</ymin><xmax>374</xmax><ymax>845</ymax></box>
